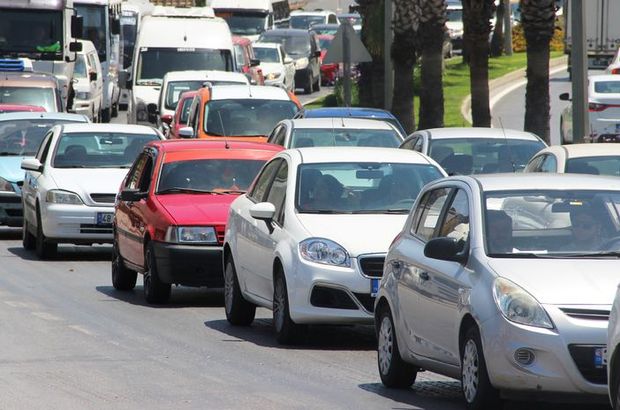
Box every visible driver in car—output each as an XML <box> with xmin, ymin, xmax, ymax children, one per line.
<box><xmin>566</xmin><ymin>204</ymin><xmax>607</xmax><ymax>252</ymax></box>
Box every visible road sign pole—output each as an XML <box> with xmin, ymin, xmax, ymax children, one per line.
<box><xmin>571</xmin><ymin>0</ymin><xmax>589</xmax><ymax>143</ymax></box>
<box><xmin>343</xmin><ymin>20</ymin><xmax>352</xmax><ymax>107</ymax></box>
<box><xmin>384</xmin><ymin>0</ymin><xmax>393</xmax><ymax>110</ymax></box>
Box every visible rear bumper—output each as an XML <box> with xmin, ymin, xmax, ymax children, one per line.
<box><xmin>151</xmin><ymin>241</ymin><xmax>223</xmax><ymax>287</ymax></box>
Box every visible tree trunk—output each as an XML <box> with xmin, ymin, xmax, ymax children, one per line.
<box><xmin>524</xmin><ymin>41</ymin><xmax>550</xmax><ymax>142</ymax></box>
<box><xmin>418</xmin><ymin>25</ymin><xmax>445</xmax><ymax>129</ymax></box>
<box><xmin>391</xmin><ymin>56</ymin><xmax>416</xmax><ymax>133</ymax></box>
<box><xmin>357</xmin><ymin>0</ymin><xmax>385</xmax><ymax>108</ymax></box>
<box><xmin>490</xmin><ymin>0</ymin><xmax>505</xmax><ymax>57</ymax></box>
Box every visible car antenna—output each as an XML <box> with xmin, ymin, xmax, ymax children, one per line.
<box><xmin>498</xmin><ymin>117</ymin><xmax>516</xmax><ymax>172</ymax></box>
<box><xmin>218</xmin><ymin>111</ymin><xmax>230</xmax><ymax>149</ymax></box>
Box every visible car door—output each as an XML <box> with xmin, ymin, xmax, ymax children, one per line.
<box><xmin>412</xmin><ymin>187</ymin><xmax>472</xmax><ymax>366</ymax></box>
<box><xmin>395</xmin><ymin>186</ymin><xmax>452</xmax><ymax>358</ymax></box>
<box><xmin>23</xmin><ymin>130</ymin><xmax>54</xmax><ymax>227</ymax></box>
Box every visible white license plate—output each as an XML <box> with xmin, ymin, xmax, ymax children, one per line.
<box><xmin>594</xmin><ymin>347</ymin><xmax>607</xmax><ymax>368</ymax></box>
<box><xmin>96</xmin><ymin>212</ymin><xmax>114</xmax><ymax>225</ymax></box>
<box><xmin>370</xmin><ymin>279</ymin><xmax>380</xmax><ymax>297</ymax></box>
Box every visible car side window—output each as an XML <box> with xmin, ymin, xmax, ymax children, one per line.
<box><xmin>268</xmin><ymin>125</ymin><xmax>281</xmax><ymax>144</ymax></box>
<box><xmin>525</xmin><ymin>155</ymin><xmax>543</xmax><ymax>172</ymax></box>
<box><xmin>248</xmin><ymin>158</ymin><xmax>282</xmax><ymax>202</ymax></box>
<box><xmin>328</xmin><ymin>14</ymin><xmax>338</xmax><ymax>24</ymax></box>
<box><xmin>187</xmin><ymin>98</ymin><xmax>199</xmax><ymax>129</ymax></box>
<box><xmin>265</xmin><ymin>161</ymin><xmax>288</xmax><ymax>225</ymax></box>
<box><xmin>539</xmin><ymin>154</ymin><xmax>557</xmax><ymax>173</ymax></box>
<box><xmin>413</xmin><ymin>136</ymin><xmax>424</xmax><ymax>152</ymax></box>
<box><xmin>400</xmin><ymin>137</ymin><xmax>415</xmax><ymax>150</ymax></box>
<box><xmin>37</xmin><ymin>131</ymin><xmax>54</xmax><ymax>162</ymax></box>
<box><xmin>438</xmin><ymin>189</ymin><xmax>470</xmax><ymax>251</ymax></box>
<box><xmin>412</xmin><ymin>187</ymin><xmax>451</xmax><ymax>241</ymax></box>
<box><xmin>125</xmin><ymin>152</ymin><xmax>148</xmax><ymax>190</ymax></box>
<box><xmin>274</xmin><ymin>126</ymin><xmax>287</xmax><ymax>146</ymax></box>
<box><xmin>138</xmin><ymin>153</ymin><xmax>155</xmax><ymax>193</ymax></box>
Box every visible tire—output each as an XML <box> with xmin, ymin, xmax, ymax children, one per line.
<box><xmin>35</xmin><ymin>208</ymin><xmax>56</xmax><ymax>259</ymax></box>
<box><xmin>461</xmin><ymin>326</ymin><xmax>501</xmax><ymax>410</ymax></box>
<box><xmin>376</xmin><ymin>305</ymin><xmax>418</xmax><ymax>388</ymax></box>
<box><xmin>273</xmin><ymin>269</ymin><xmax>305</xmax><ymax>345</ymax></box>
<box><xmin>313</xmin><ymin>72</ymin><xmax>321</xmax><ymax>92</ymax></box>
<box><xmin>111</xmin><ymin>234</ymin><xmax>137</xmax><ymax>290</ymax></box>
<box><xmin>22</xmin><ymin>219</ymin><xmax>35</xmax><ymax>250</ymax></box>
<box><xmin>304</xmin><ymin>73</ymin><xmax>313</xmax><ymax>95</ymax></box>
<box><xmin>101</xmin><ymin>107</ymin><xmax>111</xmax><ymax>123</ymax></box>
<box><xmin>224</xmin><ymin>256</ymin><xmax>256</xmax><ymax>326</ymax></box>
<box><xmin>111</xmin><ymin>103</ymin><xmax>118</xmax><ymax>118</ymax></box>
<box><xmin>614</xmin><ymin>375</ymin><xmax>620</xmax><ymax>410</ymax></box>
<box><xmin>143</xmin><ymin>242</ymin><xmax>171</xmax><ymax>304</ymax></box>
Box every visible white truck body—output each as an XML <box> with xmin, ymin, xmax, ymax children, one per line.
<box><xmin>210</xmin><ymin>0</ymin><xmax>290</xmax><ymax>41</ymax></box>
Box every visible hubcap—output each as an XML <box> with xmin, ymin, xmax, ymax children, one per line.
<box><xmin>462</xmin><ymin>339</ymin><xmax>479</xmax><ymax>403</ymax></box>
<box><xmin>273</xmin><ymin>278</ymin><xmax>285</xmax><ymax>331</ymax></box>
<box><xmin>224</xmin><ymin>264</ymin><xmax>234</xmax><ymax>314</ymax></box>
<box><xmin>378</xmin><ymin>315</ymin><xmax>393</xmax><ymax>375</ymax></box>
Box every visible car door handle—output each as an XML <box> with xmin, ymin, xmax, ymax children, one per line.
<box><xmin>419</xmin><ymin>271</ymin><xmax>430</xmax><ymax>281</ymax></box>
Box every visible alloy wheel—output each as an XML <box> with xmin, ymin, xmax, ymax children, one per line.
<box><xmin>462</xmin><ymin>339</ymin><xmax>479</xmax><ymax>403</ymax></box>
<box><xmin>378</xmin><ymin>315</ymin><xmax>394</xmax><ymax>376</ymax></box>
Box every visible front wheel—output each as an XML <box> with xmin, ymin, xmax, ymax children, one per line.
<box><xmin>35</xmin><ymin>208</ymin><xmax>56</xmax><ymax>259</ymax></box>
<box><xmin>377</xmin><ymin>305</ymin><xmax>418</xmax><ymax>388</ymax></box>
<box><xmin>461</xmin><ymin>326</ymin><xmax>501</xmax><ymax>410</ymax></box>
<box><xmin>224</xmin><ymin>256</ymin><xmax>256</xmax><ymax>326</ymax></box>
<box><xmin>273</xmin><ymin>270</ymin><xmax>305</xmax><ymax>344</ymax></box>
<box><xmin>22</xmin><ymin>219</ymin><xmax>35</xmax><ymax>250</ymax></box>
<box><xmin>143</xmin><ymin>243</ymin><xmax>171</xmax><ymax>304</ymax></box>
<box><xmin>304</xmin><ymin>73</ymin><xmax>313</xmax><ymax>95</ymax></box>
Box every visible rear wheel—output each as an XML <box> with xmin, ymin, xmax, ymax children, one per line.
<box><xmin>111</xmin><ymin>234</ymin><xmax>137</xmax><ymax>290</ymax></box>
<box><xmin>111</xmin><ymin>103</ymin><xmax>118</xmax><ymax>118</ymax></box>
<box><xmin>313</xmin><ymin>72</ymin><xmax>321</xmax><ymax>92</ymax></box>
<box><xmin>35</xmin><ymin>207</ymin><xmax>56</xmax><ymax>259</ymax></box>
<box><xmin>143</xmin><ymin>242</ymin><xmax>171</xmax><ymax>304</ymax></box>
<box><xmin>304</xmin><ymin>73</ymin><xmax>313</xmax><ymax>94</ymax></box>
<box><xmin>22</xmin><ymin>219</ymin><xmax>35</xmax><ymax>250</ymax></box>
<box><xmin>101</xmin><ymin>107</ymin><xmax>111</xmax><ymax>123</ymax></box>
<box><xmin>376</xmin><ymin>305</ymin><xmax>418</xmax><ymax>388</ymax></box>
<box><xmin>273</xmin><ymin>269</ymin><xmax>305</xmax><ymax>344</ymax></box>
<box><xmin>224</xmin><ymin>256</ymin><xmax>256</xmax><ymax>325</ymax></box>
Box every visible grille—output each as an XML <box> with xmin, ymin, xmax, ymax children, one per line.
<box><xmin>310</xmin><ymin>286</ymin><xmax>358</xmax><ymax>310</ymax></box>
<box><xmin>514</xmin><ymin>348</ymin><xmax>535</xmax><ymax>365</ymax></box>
<box><xmin>353</xmin><ymin>293</ymin><xmax>375</xmax><ymax>313</ymax></box>
<box><xmin>80</xmin><ymin>224</ymin><xmax>113</xmax><ymax>234</ymax></box>
<box><xmin>567</xmin><ymin>344</ymin><xmax>607</xmax><ymax>384</ymax></box>
<box><xmin>0</xmin><ymin>59</ymin><xmax>25</xmax><ymax>71</ymax></box>
<box><xmin>5</xmin><ymin>209</ymin><xmax>22</xmax><ymax>217</ymax></box>
<box><xmin>560</xmin><ymin>308</ymin><xmax>610</xmax><ymax>321</ymax></box>
<box><xmin>359</xmin><ymin>256</ymin><xmax>385</xmax><ymax>278</ymax></box>
<box><xmin>0</xmin><ymin>196</ymin><xmax>21</xmax><ymax>204</ymax></box>
<box><xmin>215</xmin><ymin>225</ymin><xmax>225</xmax><ymax>245</ymax></box>
<box><xmin>90</xmin><ymin>193</ymin><xmax>116</xmax><ymax>204</ymax></box>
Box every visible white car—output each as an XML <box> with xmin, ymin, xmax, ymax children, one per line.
<box><xmin>604</xmin><ymin>45</ymin><xmax>620</xmax><ymax>75</ymax></box>
<box><xmin>223</xmin><ymin>147</ymin><xmax>446</xmax><ymax>344</ymax></box>
<box><xmin>609</xmin><ymin>285</ymin><xmax>620</xmax><ymax>410</ymax></box>
<box><xmin>20</xmin><ymin>123</ymin><xmax>164</xmax><ymax>259</ymax></box>
<box><xmin>560</xmin><ymin>75</ymin><xmax>620</xmax><ymax>143</ymax></box>
<box><xmin>525</xmin><ymin>143</ymin><xmax>620</xmax><ymax>176</ymax></box>
<box><xmin>253</xmin><ymin>43</ymin><xmax>296</xmax><ymax>92</ymax></box>
<box><xmin>266</xmin><ymin>118</ymin><xmax>405</xmax><ymax>148</ymax></box>
<box><xmin>446</xmin><ymin>4</ymin><xmax>463</xmax><ymax>51</ymax></box>
<box><xmin>72</xmin><ymin>40</ymin><xmax>104</xmax><ymax>123</ymax></box>
<box><xmin>289</xmin><ymin>9</ymin><xmax>338</xmax><ymax>30</ymax></box>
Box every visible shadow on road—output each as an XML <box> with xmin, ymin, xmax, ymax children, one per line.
<box><xmin>204</xmin><ymin>318</ymin><xmax>377</xmax><ymax>351</ymax></box>
<box><xmin>96</xmin><ymin>285</ymin><xmax>225</xmax><ymax>308</ymax></box>
<box><xmin>8</xmin><ymin>244</ymin><xmax>113</xmax><ymax>262</ymax></box>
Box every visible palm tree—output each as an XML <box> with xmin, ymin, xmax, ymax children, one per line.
<box><xmin>521</xmin><ymin>0</ymin><xmax>556</xmax><ymax>144</ymax></box>
<box><xmin>356</xmin><ymin>0</ymin><xmax>385</xmax><ymax>108</ymax></box>
<box><xmin>462</xmin><ymin>0</ymin><xmax>495</xmax><ymax>127</ymax></box>
<box><xmin>390</xmin><ymin>0</ymin><xmax>417</xmax><ymax>133</ymax></box>
<box><xmin>417</xmin><ymin>0</ymin><xmax>448</xmax><ymax>130</ymax></box>
<box><xmin>490</xmin><ymin>0</ymin><xmax>505</xmax><ymax>57</ymax></box>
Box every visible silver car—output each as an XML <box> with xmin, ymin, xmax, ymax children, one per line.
<box><xmin>609</xmin><ymin>285</ymin><xmax>620</xmax><ymax>410</ymax></box>
<box><xmin>376</xmin><ymin>173</ymin><xmax>620</xmax><ymax>409</ymax></box>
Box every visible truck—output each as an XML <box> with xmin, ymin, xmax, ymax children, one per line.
<box><xmin>564</xmin><ymin>0</ymin><xmax>620</xmax><ymax>70</ymax></box>
<box><xmin>0</xmin><ymin>0</ymin><xmax>83</xmax><ymax>110</ymax></box>
<box><xmin>210</xmin><ymin>0</ymin><xmax>291</xmax><ymax>41</ymax></box>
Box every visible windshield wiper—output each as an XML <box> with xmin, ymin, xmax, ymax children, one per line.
<box><xmin>0</xmin><ymin>152</ymin><xmax>20</xmax><ymax>156</ymax></box>
<box><xmin>299</xmin><ymin>209</ymin><xmax>340</xmax><ymax>214</ymax></box>
<box><xmin>215</xmin><ymin>190</ymin><xmax>246</xmax><ymax>194</ymax></box>
<box><xmin>136</xmin><ymin>79</ymin><xmax>161</xmax><ymax>86</ymax></box>
<box><xmin>157</xmin><ymin>187</ymin><xmax>223</xmax><ymax>195</ymax></box>
<box><xmin>546</xmin><ymin>251</ymin><xmax>620</xmax><ymax>258</ymax></box>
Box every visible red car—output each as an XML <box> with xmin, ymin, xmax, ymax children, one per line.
<box><xmin>167</xmin><ymin>90</ymin><xmax>197</xmax><ymax>139</ymax></box>
<box><xmin>0</xmin><ymin>104</ymin><xmax>46</xmax><ymax>113</ymax></box>
<box><xmin>233</xmin><ymin>36</ymin><xmax>265</xmax><ymax>86</ymax></box>
<box><xmin>112</xmin><ymin>140</ymin><xmax>283</xmax><ymax>304</ymax></box>
<box><xmin>318</xmin><ymin>34</ymin><xmax>339</xmax><ymax>86</ymax></box>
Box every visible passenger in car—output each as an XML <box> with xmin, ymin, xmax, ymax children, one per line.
<box><xmin>304</xmin><ymin>174</ymin><xmax>343</xmax><ymax>210</ymax></box>
<box><xmin>486</xmin><ymin>209</ymin><xmax>514</xmax><ymax>254</ymax></box>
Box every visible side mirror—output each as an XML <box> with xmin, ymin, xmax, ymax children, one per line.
<box><xmin>178</xmin><ymin>126</ymin><xmax>194</xmax><ymax>138</ymax></box>
<box><xmin>71</xmin><ymin>15</ymin><xmax>83</xmax><ymax>38</ymax></box>
<box><xmin>69</xmin><ymin>41</ymin><xmax>82</xmax><ymax>53</ymax></box>
<box><xmin>89</xmin><ymin>71</ymin><xmax>97</xmax><ymax>82</ymax></box>
<box><xmin>284</xmin><ymin>56</ymin><xmax>293</xmax><ymax>65</ymax></box>
<box><xmin>120</xmin><ymin>189</ymin><xmax>147</xmax><ymax>202</ymax></box>
<box><xmin>161</xmin><ymin>114</ymin><xmax>173</xmax><ymax>125</ymax></box>
<box><xmin>559</xmin><ymin>92</ymin><xmax>571</xmax><ymax>101</ymax></box>
<box><xmin>21</xmin><ymin>158</ymin><xmax>43</xmax><ymax>172</ymax></box>
<box><xmin>146</xmin><ymin>103</ymin><xmax>158</xmax><ymax>123</ymax></box>
<box><xmin>250</xmin><ymin>202</ymin><xmax>276</xmax><ymax>221</ymax></box>
<box><xmin>250</xmin><ymin>58</ymin><xmax>261</xmax><ymax>67</ymax></box>
<box><xmin>111</xmin><ymin>18</ymin><xmax>121</xmax><ymax>35</ymax></box>
<box><xmin>424</xmin><ymin>237</ymin><xmax>467</xmax><ymax>263</ymax></box>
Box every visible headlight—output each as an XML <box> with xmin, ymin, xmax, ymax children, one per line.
<box><xmin>299</xmin><ymin>238</ymin><xmax>350</xmax><ymax>267</ymax></box>
<box><xmin>165</xmin><ymin>226</ymin><xmax>218</xmax><ymax>244</ymax></box>
<box><xmin>295</xmin><ymin>57</ymin><xmax>309</xmax><ymax>69</ymax></box>
<box><xmin>75</xmin><ymin>91</ymin><xmax>91</xmax><ymax>100</ymax></box>
<box><xmin>0</xmin><ymin>177</ymin><xmax>15</xmax><ymax>193</ymax></box>
<box><xmin>266</xmin><ymin>72</ymin><xmax>281</xmax><ymax>80</ymax></box>
<box><xmin>46</xmin><ymin>190</ymin><xmax>83</xmax><ymax>205</ymax></box>
<box><xmin>493</xmin><ymin>277</ymin><xmax>553</xmax><ymax>329</ymax></box>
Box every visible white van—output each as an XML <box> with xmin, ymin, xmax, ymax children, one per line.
<box><xmin>210</xmin><ymin>0</ymin><xmax>290</xmax><ymax>41</ymax></box>
<box><xmin>71</xmin><ymin>40</ymin><xmax>104</xmax><ymax>122</ymax></box>
<box><xmin>126</xmin><ymin>7</ymin><xmax>235</xmax><ymax>126</ymax></box>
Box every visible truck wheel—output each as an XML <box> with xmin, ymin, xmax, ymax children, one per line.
<box><xmin>101</xmin><ymin>108</ymin><xmax>111</xmax><ymax>123</ymax></box>
<box><xmin>111</xmin><ymin>103</ymin><xmax>118</xmax><ymax>118</ymax></box>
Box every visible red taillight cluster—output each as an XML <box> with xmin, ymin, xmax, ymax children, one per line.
<box><xmin>589</xmin><ymin>103</ymin><xmax>608</xmax><ymax>112</ymax></box>
<box><xmin>611</xmin><ymin>68</ymin><xmax>620</xmax><ymax>75</ymax></box>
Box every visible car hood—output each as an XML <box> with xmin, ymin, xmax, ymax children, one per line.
<box><xmin>259</xmin><ymin>63</ymin><xmax>284</xmax><ymax>75</ymax></box>
<box><xmin>1</xmin><ymin>156</ymin><xmax>30</xmax><ymax>183</ymax></box>
<box><xmin>133</xmin><ymin>85</ymin><xmax>161</xmax><ymax>106</ymax></box>
<box><xmin>488</xmin><ymin>258</ymin><xmax>620</xmax><ymax>305</ymax></box>
<box><xmin>49</xmin><ymin>168</ymin><xmax>129</xmax><ymax>199</ymax></box>
<box><xmin>157</xmin><ymin>194</ymin><xmax>239</xmax><ymax>225</ymax></box>
<box><xmin>296</xmin><ymin>214</ymin><xmax>407</xmax><ymax>257</ymax></box>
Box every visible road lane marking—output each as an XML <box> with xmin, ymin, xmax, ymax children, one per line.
<box><xmin>68</xmin><ymin>325</ymin><xmax>95</xmax><ymax>336</ymax></box>
<box><xmin>31</xmin><ymin>311</ymin><xmax>63</xmax><ymax>321</ymax></box>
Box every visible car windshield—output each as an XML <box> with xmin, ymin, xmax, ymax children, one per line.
<box><xmin>296</xmin><ymin>162</ymin><xmax>444</xmax><ymax>213</ymax></box>
<box><xmin>136</xmin><ymin>48</ymin><xmax>233</xmax><ymax>84</ymax></box>
<box><xmin>203</xmin><ymin>99</ymin><xmax>298</xmax><ymax>137</ymax></box>
<box><xmin>75</xmin><ymin>4</ymin><xmax>107</xmax><ymax>61</ymax></box>
<box><xmin>164</xmin><ymin>80</ymin><xmax>203</xmax><ymax>110</ymax></box>
<box><xmin>484</xmin><ymin>189</ymin><xmax>620</xmax><ymax>257</ymax></box>
<box><xmin>0</xmin><ymin>119</ymin><xmax>82</xmax><ymax>156</ymax></box>
<box><xmin>290</xmin><ymin>128</ymin><xmax>401</xmax><ymax>148</ymax></box>
<box><xmin>565</xmin><ymin>156</ymin><xmax>620</xmax><ymax>176</ymax></box>
<box><xmin>178</xmin><ymin>96</ymin><xmax>194</xmax><ymax>124</ymax></box>
<box><xmin>52</xmin><ymin>132</ymin><xmax>159</xmax><ymax>168</ymax></box>
<box><xmin>0</xmin><ymin>87</ymin><xmax>57</xmax><ymax>112</ymax></box>
<box><xmin>158</xmin><ymin>159</ymin><xmax>266</xmax><ymax>192</ymax></box>
<box><xmin>74</xmin><ymin>54</ymin><xmax>88</xmax><ymax>79</ymax></box>
<box><xmin>430</xmin><ymin>138</ymin><xmax>545</xmax><ymax>175</ymax></box>
<box><xmin>290</xmin><ymin>15</ymin><xmax>324</xmax><ymax>30</ymax></box>
<box><xmin>260</xmin><ymin>34</ymin><xmax>310</xmax><ymax>56</ymax></box>
<box><xmin>447</xmin><ymin>9</ymin><xmax>463</xmax><ymax>22</ymax></box>
<box><xmin>219</xmin><ymin>12</ymin><xmax>268</xmax><ymax>36</ymax></box>
<box><xmin>253</xmin><ymin>47</ymin><xmax>280</xmax><ymax>63</ymax></box>
<box><xmin>121</xmin><ymin>12</ymin><xmax>138</xmax><ymax>69</ymax></box>
<box><xmin>314</xmin><ymin>27</ymin><xmax>338</xmax><ymax>36</ymax></box>
<box><xmin>593</xmin><ymin>81</ymin><xmax>620</xmax><ymax>94</ymax></box>
<box><xmin>0</xmin><ymin>9</ymin><xmax>63</xmax><ymax>57</ymax></box>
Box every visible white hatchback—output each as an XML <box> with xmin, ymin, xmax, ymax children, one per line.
<box><xmin>21</xmin><ymin>123</ymin><xmax>164</xmax><ymax>259</ymax></box>
<box><xmin>223</xmin><ymin>147</ymin><xmax>446</xmax><ymax>344</ymax></box>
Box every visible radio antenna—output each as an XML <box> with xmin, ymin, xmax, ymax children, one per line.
<box><xmin>218</xmin><ymin>111</ymin><xmax>230</xmax><ymax>149</ymax></box>
<box><xmin>498</xmin><ymin>117</ymin><xmax>515</xmax><ymax>172</ymax></box>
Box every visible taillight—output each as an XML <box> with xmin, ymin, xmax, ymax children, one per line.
<box><xmin>612</xmin><ymin>68</ymin><xmax>620</xmax><ymax>74</ymax></box>
<box><xmin>589</xmin><ymin>103</ymin><xmax>608</xmax><ymax>112</ymax></box>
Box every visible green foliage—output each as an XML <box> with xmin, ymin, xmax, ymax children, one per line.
<box><xmin>512</xmin><ymin>19</ymin><xmax>565</xmax><ymax>53</ymax></box>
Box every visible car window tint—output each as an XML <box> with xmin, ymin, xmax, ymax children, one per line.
<box><xmin>439</xmin><ymin>189</ymin><xmax>470</xmax><ymax>251</ymax></box>
<box><xmin>413</xmin><ymin>187</ymin><xmax>451</xmax><ymax>241</ymax></box>
<box><xmin>265</xmin><ymin>161</ymin><xmax>288</xmax><ymax>224</ymax></box>
<box><xmin>125</xmin><ymin>153</ymin><xmax>148</xmax><ymax>190</ymax></box>
<box><xmin>540</xmin><ymin>154</ymin><xmax>557</xmax><ymax>173</ymax></box>
<box><xmin>249</xmin><ymin>158</ymin><xmax>281</xmax><ymax>202</ymax></box>
<box><xmin>139</xmin><ymin>154</ymin><xmax>154</xmax><ymax>193</ymax></box>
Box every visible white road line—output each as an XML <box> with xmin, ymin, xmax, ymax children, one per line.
<box><xmin>68</xmin><ymin>325</ymin><xmax>95</xmax><ymax>336</ymax></box>
<box><xmin>31</xmin><ymin>311</ymin><xmax>63</xmax><ymax>321</ymax></box>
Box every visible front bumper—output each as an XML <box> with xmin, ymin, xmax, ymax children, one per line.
<box><xmin>481</xmin><ymin>304</ymin><xmax>609</xmax><ymax>397</ymax></box>
<box><xmin>41</xmin><ymin>203</ymin><xmax>113</xmax><ymax>243</ymax></box>
<box><xmin>294</xmin><ymin>67</ymin><xmax>312</xmax><ymax>88</ymax></box>
<box><xmin>73</xmin><ymin>99</ymin><xmax>94</xmax><ymax>118</ymax></box>
<box><xmin>0</xmin><ymin>192</ymin><xmax>22</xmax><ymax>226</ymax></box>
<box><xmin>151</xmin><ymin>241</ymin><xmax>223</xmax><ymax>287</ymax></box>
<box><xmin>287</xmin><ymin>256</ymin><xmax>378</xmax><ymax>325</ymax></box>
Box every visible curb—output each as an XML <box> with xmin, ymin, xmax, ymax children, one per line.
<box><xmin>460</xmin><ymin>55</ymin><xmax>568</xmax><ymax>125</ymax></box>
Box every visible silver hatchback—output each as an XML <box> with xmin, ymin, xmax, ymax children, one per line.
<box><xmin>375</xmin><ymin>173</ymin><xmax>620</xmax><ymax>409</ymax></box>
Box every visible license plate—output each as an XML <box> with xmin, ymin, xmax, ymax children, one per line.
<box><xmin>370</xmin><ymin>279</ymin><xmax>380</xmax><ymax>297</ymax></box>
<box><xmin>594</xmin><ymin>347</ymin><xmax>607</xmax><ymax>368</ymax></box>
<box><xmin>96</xmin><ymin>212</ymin><xmax>114</xmax><ymax>225</ymax></box>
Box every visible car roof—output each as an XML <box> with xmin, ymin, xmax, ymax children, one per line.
<box><xmin>291</xmin><ymin>10</ymin><xmax>333</xmax><ymax>16</ymax></box>
<box><xmin>289</xmin><ymin>118</ymin><xmax>396</xmax><ymax>130</ymax></box>
<box><xmin>209</xmin><ymin>85</ymin><xmax>291</xmax><ymax>101</ymax></box>
<box><xmin>0</xmin><ymin>112</ymin><xmax>89</xmax><ymax>122</ymax></box>
<box><xmin>288</xmin><ymin>146</ymin><xmax>439</xmax><ymax>166</ymax></box>
<box><xmin>538</xmin><ymin>143</ymin><xmax>620</xmax><ymax>159</ymax></box>
<box><xmin>0</xmin><ymin>72</ymin><xmax>58</xmax><ymax>87</ymax></box>
<box><xmin>0</xmin><ymin>104</ymin><xmax>46</xmax><ymax>112</ymax></box>
<box><xmin>459</xmin><ymin>173</ymin><xmax>620</xmax><ymax>192</ymax></box>
<box><xmin>152</xmin><ymin>140</ymin><xmax>283</xmax><ymax>161</ymax></box>
<box><xmin>301</xmin><ymin>107</ymin><xmax>398</xmax><ymax>119</ymax></box>
<box><xmin>589</xmin><ymin>74</ymin><xmax>620</xmax><ymax>83</ymax></box>
<box><xmin>261</xmin><ymin>29</ymin><xmax>312</xmax><ymax>37</ymax></box>
<box><xmin>59</xmin><ymin>123</ymin><xmax>161</xmax><ymax>134</ymax></box>
<box><xmin>162</xmin><ymin>70</ymin><xmax>249</xmax><ymax>83</ymax></box>
<box><xmin>421</xmin><ymin>127</ymin><xmax>541</xmax><ymax>141</ymax></box>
